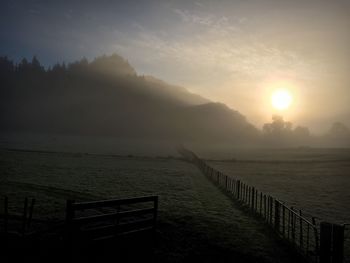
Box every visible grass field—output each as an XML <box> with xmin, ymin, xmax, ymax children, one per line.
<box><xmin>0</xmin><ymin>148</ymin><xmax>301</xmax><ymax>263</ymax></box>
<box><xmin>200</xmin><ymin>148</ymin><xmax>350</xmax><ymax>224</ymax></box>
<box><xmin>193</xmin><ymin>147</ymin><xmax>350</xmax><ymax>262</ymax></box>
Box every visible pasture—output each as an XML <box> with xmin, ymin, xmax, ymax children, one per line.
<box><xmin>0</xmin><ymin>148</ymin><xmax>301</xmax><ymax>262</ymax></box>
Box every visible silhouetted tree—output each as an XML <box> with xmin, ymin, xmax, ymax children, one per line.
<box><xmin>262</xmin><ymin>115</ymin><xmax>315</xmax><ymax>146</ymax></box>
<box><xmin>31</xmin><ymin>55</ymin><xmax>44</xmax><ymax>72</ymax></box>
<box><xmin>294</xmin><ymin>126</ymin><xmax>310</xmax><ymax>137</ymax></box>
<box><xmin>263</xmin><ymin>115</ymin><xmax>293</xmax><ymax>137</ymax></box>
<box><xmin>328</xmin><ymin>122</ymin><xmax>350</xmax><ymax>139</ymax></box>
<box><xmin>51</xmin><ymin>63</ymin><xmax>66</xmax><ymax>73</ymax></box>
<box><xmin>68</xmin><ymin>58</ymin><xmax>89</xmax><ymax>73</ymax></box>
<box><xmin>17</xmin><ymin>58</ymin><xmax>29</xmax><ymax>72</ymax></box>
<box><xmin>90</xmin><ymin>53</ymin><xmax>136</xmax><ymax>76</ymax></box>
<box><xmin>0</xmin><ymin>56</ymin><xmax>14</xmax><ymax>78</ymax></box>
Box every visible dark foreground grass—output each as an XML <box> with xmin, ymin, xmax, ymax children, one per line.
<box><xmin>1</xmin><ymin>149</ymin><xmax>302</xmax><ymax>262</ymax></box>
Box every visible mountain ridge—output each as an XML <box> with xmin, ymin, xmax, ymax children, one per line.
<box><xmin>0</xmin><ymin>54</ymin><xmax>258</xmax><ymax>144</ymax></box>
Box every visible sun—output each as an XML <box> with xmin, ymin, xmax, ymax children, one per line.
<box><xmin>271</xmin><ymin>89</ymin><xmax>293</xmax><ymax>110</ymax></box>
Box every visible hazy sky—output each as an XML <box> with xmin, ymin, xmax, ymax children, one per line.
<box><xmin>1</xmin><ymin>0</ymin><xmax>349</xmax><ymax>132</ymax></box>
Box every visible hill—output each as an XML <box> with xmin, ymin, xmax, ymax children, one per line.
<box><xmin>0</xmin><ymin>54</ymin><xmax>257</xmax><ymax>144</ymax></box>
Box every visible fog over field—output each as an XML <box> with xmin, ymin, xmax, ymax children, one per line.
<box><xmin>1</xmin><ymin>54</ymin><xmax>349</xmax><ymax>149</ymax></box>
<box><xmin>1</xmin><ymin>1</ymin><xmax>349</xmax><ymax>262</ymax></box>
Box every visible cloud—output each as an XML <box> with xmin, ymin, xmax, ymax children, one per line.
<box><xmin>165</xmin><ymin>8</ymin><xmax>325</xmax><ymax>79</ymax></box>
<box><xmin>173</xmin><ymin>8</ymin><xmax>215</xmax><ymax>26</ymax></box>
<box><xmin>113</xmin><ymin>25</ymin><xmax>317</xmax><ymax>80</ymax></box>
<box><xmin>173</xmin><ymin>8</ymin><xmax>241</xmax><ymax>33</ymax></box>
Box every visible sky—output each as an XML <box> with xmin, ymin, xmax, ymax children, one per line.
<box><xmin>1</xmin><ymin>0</ymin><xmax>349</xmax><ymax>133</ymax></box>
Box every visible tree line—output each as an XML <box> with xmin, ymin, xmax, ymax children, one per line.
<box><xmin>0</xmin><ymin>54</ymin><xmax>349</xmax><ymax>147</ymax></box>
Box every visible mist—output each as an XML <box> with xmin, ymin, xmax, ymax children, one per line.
<box><xmin>1</xmin><ymin>55</ymin><xmax>349</xmax><ymax>150</ymax></box>
<box><xmin>1</xmin><ymin>2</ymin><xmax>350</xmax><ymax>263</ymax></box>
<box><xmin>2</xmin><ymin>0</ymin><xmax>349</xmax><ymax>133</ymax></box>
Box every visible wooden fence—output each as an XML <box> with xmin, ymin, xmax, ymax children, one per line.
<box><xmin>178</xmin><ymin>147</ymin><xmax>346</xmax><ymax>263</ymax></box>
<box><xmin>1</xmin><ymin>195</ymin><xmax>158</xmax><ymax>261</ymax></box>
<box><xmin>0</xmin><ymin>196</ymin><xmax>36</xmax><ymax>236</ymax></box>
<box><xmin>65</xmin><ymin>195</ymin><xmax>158</xmax><ymax>248</ymax></box>
<box><xmin>344</xmin><ymin>225</ymin><xmax>350</xmax><ymax>263</ymax></box>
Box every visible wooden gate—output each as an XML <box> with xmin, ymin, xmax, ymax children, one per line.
<box><xmin>64</xmin><ymin>195</ymin><xmax>158</xmax><ymax>260</ymax></box>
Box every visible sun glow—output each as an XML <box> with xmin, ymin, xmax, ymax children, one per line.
<box><xmin>271</xmin><ymin>89</ymin><xmax>293</xmax><ymax>110</ymax></box>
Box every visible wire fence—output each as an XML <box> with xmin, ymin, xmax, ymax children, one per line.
<box><xmin>344</xmin><ymin>225</ymin><xmax>350</xmax><ymax>263</ymax></box>
<box><xmin>178</xmin><ymin>146</ymin><xmax>347</xmax><ymax>263</ymax></box>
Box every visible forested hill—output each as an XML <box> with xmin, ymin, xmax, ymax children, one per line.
<box><xmin>0</xmin><ymin>54</ymin><xmax>258</xmax><ymax>143</ymax></box>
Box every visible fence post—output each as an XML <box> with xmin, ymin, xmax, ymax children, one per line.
<box><xmin>4</xmin><ymin>196</ymin><xmax>8</xmax><ymax>234</ymax></box>
<box><xmin>269</xmin><ymin>196</ymin><xmax>273</xmax><ymax>224</ymax></box>
<box><xmin>332</xmin><ymin>224</ymin><xmax>344</xmax><ymax>263</ymax></box>
<box><xmin>243</xmin><ymin>183</ymin><xmax>245</xmax><ymax>201</ymax></box>
<box><xmin>247</xmin><ymin>186</ymin><xmax>249</xmax><ymax>206</ymax></box>
<box><xmin>247</xmin><ymin>185</ymin><xmax>249</xmax><ymax>203</ymax></box>
<box><xmin>153</xmin><ymin>196</ymin><xmax>159</xmax><ymax>245</ymax></box>
<box><xmin>243</xmin><ymin>184</ymin><xmax>245</xmax><ymax>202</ymax></box>
<box><xmin>232</xmin><ymin>179</ymin><xmax>234</xmax><ymax>194</ymax></box>
<box><xmin>225</xmin><ymin>175</ymin><xmax>228</xmax><ymax>190</ymax></box>
<box><xmin>320</xmin><ymin>222</ymin><xmax>332</xmax><ymax>263</ymax></box>
<box><xmin>259</xmin><ymin>192</ymin><xmax>262</xmax><ymax>216</ymax></box>
<box><xmin>312</xmin><ymin>217</ymin><xmax>319</xmax><ymax>255</ymax></box>
<box><xmin>282</xmin><ymin>205</ymin><xmax>285</xmax><ymax>237</ymax></box>
<box><xmin>291</xmin><ymin>207</ymin><xmax>295</xmax><ymax>242</ymax></box>
<box><xmin>288</xmin><ymin>209</ymin><xmax>291</xmax><ymax>239</ymax></box>
<box><xmin>232</xmin><ymin>178</ymin><xmax>234</xmax><ymax>193</ymax></box>
<box><xmin>27</xmin><ymin>198</ymin><xmax>35</xmax><ymax>229</ymax></box>
<box><xmin>299</xmin><ymin>210</ymin><xmax>303</xmax><ymax>250</ymax></box>
<box><xmin>243</xmin><ymin>184</ymin><xmax>245</xmax><ymax>201</ymax></box>
<box><xmin>268</xmin><ymin>196</ymin><xmax>271</xmax><ymax>224</ymax></box>
<box><xmin>251</xmin><ymin>187</ymin><xmax>255</xmax><ymax>211</ymax></box>
<box><xmin>21</xmin><ymin>197</ymin><xmax>28</xmax><ymax>235</ymax></box>
<box><xmin>264</xmin><ymin>195</ymin><xmax>267</xmax><ymax>219</ymax></box>
<box><xmin>65</xmin><ymin>199</ymin><xmax>75</xmax><ymax>256</ymax></box>
<box><xmin>274</xmin><ymin>200</ymin><xmax>280</xmax><ymax>232</ymax></box>
<box><xmin>237</xmin><ymin>180</ymin><xmax>241</xmax><ymax>200</ymax></box>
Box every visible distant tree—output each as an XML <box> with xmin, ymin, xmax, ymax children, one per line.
<box><xmin>263</xmin><ymin>115</ymin><xmax>293</xmax><ymax>136</ymax></box>
<box><xmin>0</xmin><ymin>56</ymin><xmax>15</xmax><ymax>77</ymax></box>
<box><xmin>21</xmin><ymin>58</ymin><xmax>29</xmax><ymax>66</ymax></box>
<box><xmin>31</xmin><ymin>56</ymin><xmax>40</xmax><ymax>67</ymax></box>
<box><xmin>51</xmin><ymin>63</ymin><xmax>66</xmax><ymax>73</ymax></box>
<box><xmin>262</xmin><ymin>123</ymin><xmax>272</xmax><ymax>134</ymax></box>
<box><xmin>285</xmin><ymin>121</ymin><xmax>293</xmax><ymax>131</ymax></box>
<box><xmin>294</xmin><ymin>126</ymin><xmax>310</xmax><ymax>138</ymax></box>
<box><xmin>90</xmin><ymin>53</ymin><xmax>136</xmax><ymax>76</ymax></box>
<box><xmin>80</xmin><ymin>57</ymin><xmax>88</xmax><ymax>66</ymax></box>
<box><xmin>68</xmin><ymin>57</ymin><xmax>89</xmax><ymax>73</ymax></box>
<box><xmin>17</xmin><ymin>58</ymin><xmax>29</xmax><ymax>72</ymax></box>
<box><xmin>328</xmin><ymin>122</ymin><xmax>350</xmax><ymax>138</ymax></box>
<box><xmin>31</xmin><ymin>55</ymin><xmax>44</xmax><ymax>72</ymax></box>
